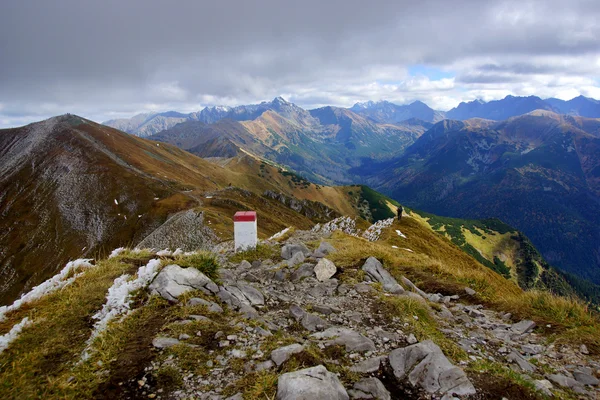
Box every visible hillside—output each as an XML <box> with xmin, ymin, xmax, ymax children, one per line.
<box><xmin>0</xmin><ymin>115</ymin><xmax>387</xmax><ymax>306</ymax></box>
<box><xmin>1</xmin><ymin>212</ymin><xmax>599</xmax><ymax>399</ymax></box>
<box><xmin>151</xmin><ymin>103</ymin><xmax>424</xmax><ymax>184</ymax></box>
<box><xmin>362</xmin><ymin>111</ymin><xmax>600</xmax><ymax>285</ymax></box>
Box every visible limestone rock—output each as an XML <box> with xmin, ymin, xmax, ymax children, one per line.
<box><xmin>573</xmin><ymin>371</ymin><xmax>599</xmax><ymax>386</ymax></box>
<box><xmin>289</xmin><ymin>304</ymin><xmax>329</xmax><ymax>331</ymax></box>
<box><xmin>350</xmin><ymin>356</ymin><xmax>387</xmax><ymax>374</ymax></box>
<box><xmin>388</xmin><ymin>340</ymin><xmax>476</xmax><ymax>396</ymax></box>
<box><xmin>348</xmin><ymin>378</ymin><xmax>391</xmax><ymax>400</ymax></box>
<box><xmin>314</xmin><ymin>258</ymin><xmax>337</xmax><ymax>281</ymax></box>
<box><xmin>282</xmin><ymin>243</ymin><xmax>311</xmax><ymax>260</ymax></box>
<box><xmin>311</xmin><ymin>327</ymin><xmax>376</xmax><ymax>353</ymax></box>
<box><xmin>291</xmin><ymin>263</ymin><xmax>315</xmax><ymax>281</ymax></box>
<box><xmin>464</xmin><ymin>287</ymin><xmax>476</xmax><ymax>296</ymax></box>
<box><xmin>218</xmin><ymin>283</ymin><xmax>264</xmax><ymax>308</ymax></box>
<box><xmin>507</xmin><ymin>351</ymin><xmax>536</xmax><ymax>372</ymax></box>
<box><xmin>149</xmin><ymin>265</ymin><xmax>218</xmax><ymax>302</ymax></box>
<box><xmin>288</xmin><ymin>251</ymin><xmax>306</xmax><ymax>267</ymax></box>
<box><xmin>276</xmin><ymin>365</ymin><xmax>349</xmax><ymax>400</ymax></box>
<box><xmin>271</xmin><ymin>343</ymin><xmax>305</xmax><ymax>366</ymax></box>
<box><xmin>361</xmin><ymin>257</ymin><xmax>404</xmax><ymax>294</ymax></box>
<box><xmin>510</xmin><ymin>320</ymin><xmax>536</xmax><ymax>335</ymax></box>
<box><xmin>317</xmin><ymin>241</ymin><xmax>337</xmax><ymax>255</ymax></box>
<box><xmin>152</xmin><ymin>337</ymin><xmax>180</xmax><ymax>349</ymax></box>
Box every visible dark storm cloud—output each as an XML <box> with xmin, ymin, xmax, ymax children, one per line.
<box><xmin>1</xmin><ymin>0</ymin><xmax>599</xmax><ymax>126</ymax></box>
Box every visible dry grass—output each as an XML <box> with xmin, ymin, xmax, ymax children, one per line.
<box><xmin>327</xmin><ymin>216</ymin><xmax>600</xmax><ymax>354</ymax></box>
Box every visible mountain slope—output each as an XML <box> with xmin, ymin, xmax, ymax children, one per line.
<box><xmin>446</xmin><ymin>95</ymin><xmax>557</xmax><ymax>120</ymax></box>
<box><xmin>364</xmin><ymin>111</ymin><xmax>600</xmax><ymax>284</ymax></box>
<box><xmin>349</xmin><ymin>100</ymin><xmax>446</xmax><ymax>123</ymax></box>
<box><xmin>1</xmin><ymin>115</ymin><xmax>386</xmax><ymax>305</ymax></box>
<box><xmin>546</xmin><ymin>95</ymin><xmax>600</xmax><ymax>118</ymax></box>
<box><xmin>152</xmin><ymin>105</ymin><xmax>424</xmax><ymax>184</ymax></box>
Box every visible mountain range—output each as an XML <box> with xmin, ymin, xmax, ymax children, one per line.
<box><xmin>104</xmin><ymin>95</ymin><xmax>600</xmax><ymax>138</ymax></box>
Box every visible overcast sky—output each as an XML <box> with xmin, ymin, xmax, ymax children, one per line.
<box><xmin>1</xmin><ymin>0</ymin><xmax>599</xmax><ymax>127</ymax></box>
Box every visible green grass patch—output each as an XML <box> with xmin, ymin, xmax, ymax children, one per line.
<box><xmin>173</xmin><ymin>251</ymin><xmax>220</xmax><ymax>280</ymax></box>
<box><xmin>229</xmin><ymin>244</ymin><xmax>281</xmax><ymax>264</ymax></box>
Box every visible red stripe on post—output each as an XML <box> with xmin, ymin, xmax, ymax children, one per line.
<box><xmin>234</xmin><ymin>211</ymin><xmax>257</xmax><ymax>222</ymax></box>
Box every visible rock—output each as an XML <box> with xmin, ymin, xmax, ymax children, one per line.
<box><xmin>348</xmin><ymin>378</ymin><xmax>391</xmax><ymax>400</ymax></box>
<box><xmin>149</xmin><ymin>265</ymin><xmax>218</xmax><ymax>302</ymax></box>
<box><xmin>290</xmin><ymin>304</ymin><xmax>306</xmax><ymax>320</ymax></box>
<box><xmin>388</xmin><ymin>340</ymin><xmax>476</xmax><ymax>396</ymax></box>
<box><xmin>288</xmin><ymin>251</ymin><xmax>306</xmax><ymax>267</ymax></box>
<box><xmin>225</xmin><ymin>394</ymin><xmax>244</xmax><ymax>400</ymax></box>
<box><xmin>464</xmin><ymin>287</ymin><xmax>476</xmax><ymax>296</ymax></box>
<box><xmin>218</xmin><ymin>283</ymin><xmax>264</xmax><ymax>308</ymax></box>
<box><xmin>312</xmin><ymin>304</ymin><xmax>334</xmax><ymax>315</ymax></box>
<box><xmin>273</xmin><ymin>269</ymin><xmax>288</xmax><ymax>281</ymax></box>
<box><xmin>547</xmin><ymin>374</ymin><xmax>581</xmax><ymax>389</ymax></box>
<box><xmin>354</xmin><ymin>283</ymin><xmax>374</xmax><ymax>294</ymax></box>
<box><xmin>311</xmin><ymin>327</ymin><xmax>376</xmax><ymax>353</ymax></box>
<box><xmin>407</xmin><ymin>334</ymin><xmax>418</xmax><ymax>345</ymax></box>
<box><xmin>573</xmin><ymin>371</ymin><xmax>599</xmax><ymax>386</ymax></box>
<box><xmin>361</xmin><ymin>257</ymin><xmax>404</xmax><ymax>294</ymax></box>
<box><xmin>271</xmin><ymin>343</ymin><xmax>305</xmax><ymax>366</ymax></box>
<box><xmin>301</xmin><ymin>313</ymin><xmax>329</xmax><ymax>332</ymax></box>
<box><xmin>401</xmin><ymin>277</ymin><xmax>428</xmax><ymax>298</ymax></box>
<box><xmin>507</xmin><ymin>351</ymin><xmax>536</xmax><ymax>373</ymax></box>
<box><xmin>314</xmin><ymin>258</ymin><xmax>337</xmax><ymax>281</ymax></box>
<box><xmin>580</xmin><ymin>344</ymin><xmax>590</xmax><ymax>355</ymax></box>
<box><xmin>237</xmin><ymin>260</ymin><xmax>252</xmax><ymax>271</ymax></box>
<box><xmin>521</xmin><ymin>344</ymin><xmax>544</xmax><ymax>355</ymax></box>
<box><xmin>282</xmin><ymin>243</ymin><xmax>311</xmax><ymax>260</ymax></box>
<box><xmin>510</xmin><ymin>320</ymin><xmax>536</xmax><ymax>334</ymax></box>
<box><xmin>534</xmin><ymin>380</ymin><xmax>553</xmax><ymax>397</ymax></box>
<box><xmin>238</xmin><ymin>304</ymin><xmax>259</xmax><ymax>319</ymax></box>
<box><xmin>255</xmin><ymin>360</ymin><xmax>275</xmax><ymax>372</ymax></box>
<box><xmin>350</xmin><ymin>356</ymin><xmax>387</xmax><ymax>374</ymax></box>
<box><xmin>290</xmin><ymin>263</ymin><xmax>315</xmax><ymax>281</ymax></box>
<box><xmin>317</xmin><ymin>241</ymin><xmax>337</xmax><ymax>255</ymax></box>
<box><xmin>276</xmin><ymin>365</ymin><xmax>349</xmax><ymax>400</ymax></box>
<box><xmin>187</xmin><ymin>298</ymin><xmax>224</xmax><ymax>313</ymax></box>
<box><xmin>189</xmin><ymin>315</ymin><xmax>211</xmax><ymax>322</ymax></box>
<box><xmin>152</xmin><ymin>337</ymin><xmax>180</xmax><ymax>349</ymax></box>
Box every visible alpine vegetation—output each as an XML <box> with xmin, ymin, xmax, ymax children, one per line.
<box><xmin>0</xmin><ymin>259</ymin><xmax>94</xmax><ymax>322</ymax></box>
<box><xmin>82</xmin><ymin>258</ymin><xmax>162</xmax><ymax>358</ymax></box>
<box><xmin>0</xmin><ymin>317</ymin><xmax>32</xmax><ymax>354</ymax></box>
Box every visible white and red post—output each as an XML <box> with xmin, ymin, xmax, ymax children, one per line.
<box><xmin>234</xmin><ymin>211</ymin><xmax>257</xmax><ymax>251</ymax></box>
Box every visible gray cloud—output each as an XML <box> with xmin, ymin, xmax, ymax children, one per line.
<box><xmin>1</xmin><ymin>0</ymin><xmax>599</xmax><ymax>126</ymax></box>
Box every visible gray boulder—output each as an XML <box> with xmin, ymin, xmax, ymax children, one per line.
<box><xmin>288</xmin><ymin>251</ymin><xmax>306</xmax><ymax>267</ymax></box>
<box><xmin>314</xmin><ymin>258</ymin><xmax>337</xmax><ymax>281</ymax></box>
<box><xmin>348</xmin><ymin>378</ymin><xmax>391</xmax><ymax>400</ymax></box>
<box><xmin>291</xmin><ymin>263</ymin><xmax>315</xmax><ymax>281</ymax></box>
<box><xmin>317</xmin><ymin>241</ymin><xmax>337</xmax><ymax>255</ymax></box>
<box><xmin>276</xmin><ymin>365</ymin><xmax>349</xmax><ymax>400</ymax></box>
<box><xmin>311</xmin><ymin>327</ymin><xmax>376</xmax><ymax>353</ymax></box>
<box><xmin>361</xmin><ymin>257</ymin><xmax>404</xmax><ymax>294</ymax></box>
<box><xmin>271</xmin><ymin>343</ymin><xmax>305</xmax><ymax>366</ymax></box>
<box><xmin>510</xmin><ymin>320</ymin><xmax>536</xmax><ymax>334</ymax></box>
<box><xmin>350</xmin><ymin>356</ymin><xmax>387</xmax><ymax>374</ymax></box>
<box><xmin>152</xmin><ymin>337</ymin><xmax>180</xmax><ymax>349</ymax></box>
<box><xmin>187</xmin><ymin>297</ymin><xmax>224</xmax><ymax>313</ymax></box>
<box><xmin>218</xmin><ymin>283</ymin><xmax>264</xmax><ymax>308</ymax></box>
<box><xmin>289</xmin><ymin>304</ymin><xmax>329</xmax><ymax>331</ymax></box>
<box><xmin>388</xmin><ymin>340</ymin><xmax>476</xmax><ymax>396</ymax></box>
<box><xmin>507</xmin><ymin>351</ymin><xmax>536</xmax><ymax>372</ymax></box>
<box><xmin>282</xmin><ymin>243</ymin><xmax>311</xmax><ymax>260</ymax></box>
<box><xmin>149</xmin><ymin>265</ymin><xmax>218</xmax><ymax>302</ymax></box>
<box><xmin>573</xmin><ymin>371</ymin><xmax>599</xmax><ymax>386</ymax></box>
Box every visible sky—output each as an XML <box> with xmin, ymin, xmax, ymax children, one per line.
<box><xmin>1</xmin><ymin>0</ymin><xmax>599</xmax><ymax>128</ymax></box>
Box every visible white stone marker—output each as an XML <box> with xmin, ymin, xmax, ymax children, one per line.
<box><xmin>234</xmin><ymin>211</ymin><xmax>257</xmax><ymax>251</ymax></box>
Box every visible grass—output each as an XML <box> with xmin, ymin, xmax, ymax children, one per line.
<box><xmin>379</xmin><ymin>295</ymin><xmax>467</xmax><ymax>361</ymax></box>
<box><xmin>172</xmin><ymin>251</ymin><xmax>220</xmax><ymax>280</ymax></box>
<box><xmin>326</xmin><ymin>216</ymin><xmax>600</xmax><ymax>355</ymax></box>
<box><xmin>230</xmin><ymin>243</ymin><xmax>281</xmax><ymax>264</ymax></box>
<box><xmin>0</xmin><ymin>257</ymin><xmax>144</xmax><ymax>399</ymax></box>
<box><xmin>467</xmin><ymin>359</ymin><xmax>547</xmax><ymax>400</ymax></box>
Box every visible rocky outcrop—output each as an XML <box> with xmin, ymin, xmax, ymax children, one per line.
<box><xmin>148</xmin><ymin>264</ymin><xmax>218</xmax><ymax>302</ymax></box>
<box><xmin>276</xmin><ymin>365</ymin><xmax>349</xmax><ymax>400</ymax></box>
<box><xmin>314</xmin><ymin>258</ymin><xmax>337</xmax><ymax>281</ymax></box>
<box><xmin>388</xmin><ymin>340</ymin><xmax>476</xmax><ymax>397</ymax></box>
<box><xmin>361</xmin><ymin>257</ymin><xmax>404</xmax><ymax>294</ymax></box>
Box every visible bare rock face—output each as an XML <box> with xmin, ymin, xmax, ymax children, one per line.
<box><xmin>388</xmin><ymin>340</ymin><xmax>476</xmax><ymax>397</ymax></box>
<box><xmin>276</xmin><ymin>365</ymin><xmax>349</xmax><ymax>400</ymax></box>
<box><xmin>348</xmin><ymin>377</ymin><xmax>391</xmax><ymax>400</ymax></box>
<box><xmin>271</xmin><ymin>343</ymin><xmax>305</xmax><ymax>366</ymax></box>
<box><xmin>314</xmin><ymin>258</ymin><xmax>337</xmax><ymax>281</ymax></box>
<box><xmin>361</xmin><ymin>257</ymin><xmax>404</xmax><ymax>294</ymax></box>
<box><xmin>149</xmin><ymin>265</ymin><xmax>218</xmax><ymax>302</ymax></box>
